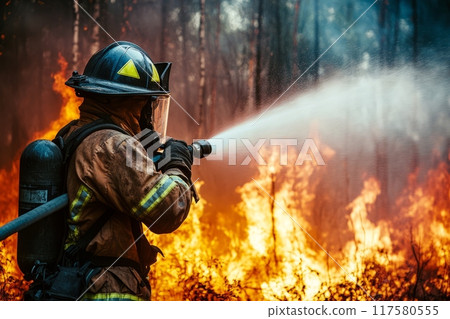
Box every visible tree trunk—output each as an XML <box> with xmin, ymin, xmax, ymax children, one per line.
<box><xmin>255</xmin><ymin>0</ymin><xmax>264</xmax><ymax>109</ymax></box>
<box><xmin>121</xmin><ymin>0</ymin><xmax>131</xmax><ymax>37</ymax></box>
<box><xmin>210</xmin><ymin>0</ymin><xmax>221</xmax><ymax>134</ymax></box>
<box><xmin>180</xmin><ymin>0</ymin><xmax>191</xmax><ymax>109</ymax></box>
<box><xmin>197</xmin><ymin>0</ymin><xmax>206</xmax><ymax>136</ymax></box>
<box><xmin>90</xmin><ymin>0</ymin><xmax>100</xmax><ymax>55</ymax></box>
<box><xmin>392</xmin><ymin>0</ymin><xmax>401</xmax><ymax>66</ymax></box>
<box><xmin>160</xmin><ymin>0</ymin><xmax>169</xmax><ymax>60</ymax></box>
<box><xmin>291</xmin><ymin>0</ymin><xmax>301</xmax><ymax>77</ymax></box>
<box><xmin>313</xmin><ymin>0</ymin><xmax>319</xmax><ymax>83</ymax></box>
<box><xmin>379</xmin><ymin>0</ymin><xmax>388</xmax><ymax>67</ymax></box>
<box><xmin>270</xmin><ymin>172</ymin><xmax>278</xmax><ymax>268</ymax></box>
<box><xmin>411</xmin><ymin>0</ymin><xmax>418</xmax><ymax>65</ymax></box>
<box><xmin>72</xmin><ymin>0</ymin><xmax>80</xmax><ymax>71</ymax></box>
<box><xmin>275</xmin><ymin>0</ymin><xmax>283</xmax><ymax>85</ymax></box>
<box><xmin>247</xmin><ymin>4</ymin><xmax>257</xmax><ymax>112</ymax></box>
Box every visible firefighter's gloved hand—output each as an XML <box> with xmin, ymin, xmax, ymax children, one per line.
<box><xmin>158</xmin><ymin>139</ymin><xmax>193</xmax><ymax>180</ymax></box>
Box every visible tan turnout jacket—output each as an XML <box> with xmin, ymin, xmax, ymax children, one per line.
<box><xmin>62</xmin><ymin>97</ymin><xmax>192</xmax><ymax>300</ymax></box>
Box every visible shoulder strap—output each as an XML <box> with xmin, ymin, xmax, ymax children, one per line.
<box><xmin>54</xmin><ymin>117</ymin><xmax>130</xmax><ymax>192</ymax></box>
<box><xmin>55</xmin><ymin>117</ymin><xmax>129</xmax><ymax>169</ymax></box>
<box><xmin>55</xmin><ymin>117</ymin><xmax>129</xmax><ymax>266</ymax></box>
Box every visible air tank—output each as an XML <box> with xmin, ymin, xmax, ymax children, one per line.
<box><xmin>17</xmin><ymin>140</ymin><xmax>65</xmax><ymax>275</ymax></box>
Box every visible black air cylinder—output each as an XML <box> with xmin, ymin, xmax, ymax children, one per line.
<box><xmin>17</xmin><ymin>140</ymin><xmax>65</xmax><ymax>275</ymax></box>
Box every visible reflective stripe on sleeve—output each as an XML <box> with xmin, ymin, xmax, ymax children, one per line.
<box><xmin>82</xmin><ymin>292</ymin><xmax>146</xmax><ymax>301</ymax></box>
<box><xmin>70</xmin><ymin>185</ymin><xmax>92</xmax><ymax>222</ymax></box>
<box><xmin>132</xmin><ymin>175</ymin><xmax>188</xmax><ymax>219</ymax></box>
<box><xmin>65</xmin><ymin>185</ymin><xmax>92</xmax><ymax>249</ymax></box>
<box><xmin>168</xmin><ymin>175</ymin><xmax>189</xmax><ymax>190</ymax></box>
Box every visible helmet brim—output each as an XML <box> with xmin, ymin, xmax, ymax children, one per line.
<box><xmin>65</xmin><ymin>76</ymin><xmax>170</xmax><ymax>96</ymax></box>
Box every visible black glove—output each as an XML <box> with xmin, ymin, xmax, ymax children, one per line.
<box><xmin>157</xmin><ymin>139</ymin><xmax>193</xmax><ymax>180</ymax></box>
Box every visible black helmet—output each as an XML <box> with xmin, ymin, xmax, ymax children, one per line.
<box><xmin>65</xmin><ymin>41</ymin><xmax>171</xmax><ymax>96</ymax></box>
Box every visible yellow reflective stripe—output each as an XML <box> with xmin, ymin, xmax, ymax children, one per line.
<box><xmin>169</xmin><ymin>175</ymin><xmax>189</xmax><ymax>190</ymax></box>
<box><xmin>132</xmin><ymin>175</ymin><xmax>180</xmax><ymax>218</ymax></box>
<box><xmin>69</xmin><ymin>185</ymin><xmax>92</xmax><ymax>222</ymax></box>
<box><xmin>65</xmin><ymin>185</ymin><xmax>92</xmax><ymax>249</ymax></box>
<box><xmin>132</xmin><ymin>175</ymin><xmax>168</xmax><ymax>215</ymax></box>
<box><xmin>82</xmin><ymin>292</ymin><xmax>145</xmax><ymax>301</ymax></box>
<box><xmin>142</xmin><ymin>181</ymin><xmax>176</xmax><ymax>215</ymax></box>
<box><xmin>134</xmin><ymin>175</ymin><xmax>170</xmax><ymax>213</ymax></box>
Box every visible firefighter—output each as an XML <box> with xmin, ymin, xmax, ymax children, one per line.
<box><xmin>60</xmin><ymin>41</ymin><xmax>193</xmax><ymax>300</ymax></box>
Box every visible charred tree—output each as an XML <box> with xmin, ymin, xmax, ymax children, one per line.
<box><xmin>72</xmin><ymin>0</ymin><xmax>80</xmax><ymax>71</ymax></box>
<box><xmin>255</xmin><ymin>0</ymin><xmax>264</xmax><ymax>109</ymax></box>
<box><xmin>121</xmin><ymin>0</ymin><xmax>131</xmax><ymax>37</ymax></box>
<box><xmin>267</xmin><ymin>0</ymin><xmax>284</xmax><ymax>96</ymax></box>
<box><xmin>248</xmin><ymin>4</ymin><xmax>257</xmax><ymax>112</ymax></box>
<box><xmin>210</xmin><ymin>0</ymin><xmax>221</xmax><ymax>134</ymax></box>
<box><xmin>180</xmin><ymin>0</ymin><xmax>191</xmax><ymax>110</ymax></box>
<box><xmin>313</xmin><ymin>0</ymin><xmax>319</xmax><ymax>84</ymax></box>
<box><xmin>379</xmin><ymin>0</ymin><xmax>389</xmax><ymax>67</ymax></box>
<box><xmin>291</xmin><ymin>0</ymin><xmax>301</xmax><ymax>78</ymax></box>
<box><xmin>270</xmin><ymin>172</ymin><xmax>278</xmax><ymax>269</ymax></box>
<box><xmin>275</xmin><ymin>0</ymin><xmax>282</xmax><ymax>87</ymax></box>
<box><xmin>392</xmin><ymin>0</ymin><xmax>401</xmax><ymax>66</ymax></box>
<box><xmin>411</xmin><ymin>0</ymin><xmax>418</xmax><ymax>65</ymax></box>
<box><xmin>197</xmin><ymin>0</ymin><xmax>206</xmax><ymax>136</ymax></box>
<box><xmin>160</xmin><ymin>0</ymin><xmax>169</xmax><ymax>60</ymax></box>
<box><xmin>90</xmin><ymin>0</ymin><xmax>100</xmax><ymax>55</ymax></box>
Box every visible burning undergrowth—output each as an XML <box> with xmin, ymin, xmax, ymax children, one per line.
<box><xmin>149</xmin><ymin>151</ymin><xmax>449</xmax><ymax>301</ymax></box>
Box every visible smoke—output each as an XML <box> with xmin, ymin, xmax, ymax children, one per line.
<box><xmin>1</xmin><ymin>0</ymin><xmax>449</xmax><ymax>169</ymax></box>
<box><xmin>197</xmin><ymin>65</ymin><xmax>449</xmax><ymax>243</ymax></box>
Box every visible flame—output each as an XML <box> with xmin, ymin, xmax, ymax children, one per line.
<box><xmin>34</xmin><ymin>54</ymin><xmax>81</xmax><ymax>140</ymax></box>
<box><xmin>0</xmin><ymin>55</ymin><xmax>80</xmax><ymax>300</ymax></box>
<box><xmin>148</xmin><ymin>142</ymin><xmax>449</xmax><ymax>300</ymax></box>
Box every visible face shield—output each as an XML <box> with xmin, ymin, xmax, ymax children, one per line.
<box><xmin>151</xmin><ymin>95</ymin><xmax>171</xmax><ymax>142</ymax></box>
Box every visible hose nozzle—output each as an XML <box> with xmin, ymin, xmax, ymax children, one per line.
<box><xmin>189</xmin><ymin>140</ymin><xmax>212</xmax><ymax>159</ymax></box>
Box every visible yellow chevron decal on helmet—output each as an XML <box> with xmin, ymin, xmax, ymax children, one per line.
<box><xmin>151</xmin><ymin>63</ymin><xmax>160</xmax><ymax>83</ymax></box>
<box><xmin>117</xmin><ymin>59</ymin><xmax>140</xmax><ymax>79</ymax></box>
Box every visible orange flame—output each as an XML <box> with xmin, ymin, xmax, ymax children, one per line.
<box><xmin>148</xmin><ymin>143</ymin><xmax>449</xmax><ymax>300</ymax></box>
<box><xmin>0</xmin><ymin>55</ymin><xmax>80</xmax><ymax>300</ymax></box>
<box><xmin>34</xmin><ymin>54</ymin><xmax>81</xmax><ymax>140</ymax></box>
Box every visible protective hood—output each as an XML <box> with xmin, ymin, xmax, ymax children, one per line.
<box><xmin>78</xmin><ymin>96</ymin><xmax>149</xmax><ymax>136</ymax></box>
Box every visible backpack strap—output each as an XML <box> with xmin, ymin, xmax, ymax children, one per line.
<box><xmin>54</xmin><ymin>117</ymin><xmax>129</xmax><ymax>266</ymax></box>
<box><xmin>54</xmin><ymin>117</ymin><xmax>129</xmax><ymax>172</ymax></box>
<box><xmin>55</xmin><ymin>118</ymin><xmax>160</xmax><ymax>274</ymax></box>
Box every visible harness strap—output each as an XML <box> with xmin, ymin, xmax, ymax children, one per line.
<box><xmin>55</xmin><ymin>117</ymin><xmax>128</xmax><ymax>266</ymax></box>
<box><xmin>86</xmin><ymin>255</ymin><xmax>143</xmax><ymax>272</ymax></box>
<box><xmin>55</xmin><ymin>117</ymin><xmax>160</xmax><ymax>287</ymax></box>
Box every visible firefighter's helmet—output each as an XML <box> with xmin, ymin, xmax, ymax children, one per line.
<box><xmin>65</xmin><ymin>41</ymin><xmax>171</xmax><ymax>97</ymax></box>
